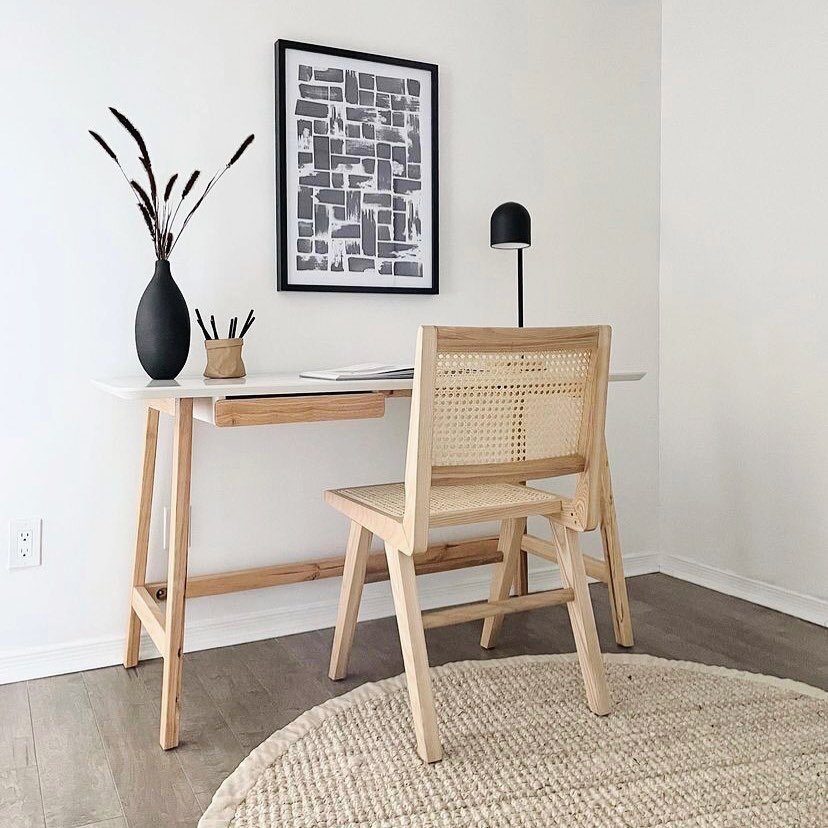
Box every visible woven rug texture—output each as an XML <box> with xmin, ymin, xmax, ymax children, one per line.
<box><xmin>199</xmin><ymin>653</ymin><xmax>828</xmax><ymax>827</ymax></box>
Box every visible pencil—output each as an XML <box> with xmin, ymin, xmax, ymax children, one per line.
<box><xmin>210</xmin><ymin>315</ymin><xmax>219</xmax><ymax>340</ymax></box>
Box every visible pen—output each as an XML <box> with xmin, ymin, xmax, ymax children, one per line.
<box><xmin>240</xmin><ymin>314</ymin><xmax>255</xmax><ymax>338</ymax></box>
<box><xmin>195</xmin><ymin>308</ymin><xmax>211</xmax><ymax>340</ymax></box>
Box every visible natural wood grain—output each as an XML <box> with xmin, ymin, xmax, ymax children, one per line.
<box><xmin>432</xmin><ymin>455</ymin><xmax>584</xmax><ymax>485</ymax></box>
<box><xmin>402</xmin><ymin>326</ymin><xmax>437</xmax><ymax>555</ymax></box>
<box><xmin>434</xmin><ymin>325</ymin><xmax>605</xmax><ymax>353</ymax></box>
<box><xmin>551</xmin><ymin>522</ymin><xmax>611</xmax><ymax>715</ymax></box>
<box><xmin>83</xmin><ymin>667</ymin><xmax>201</xmax><ymax>828</ymax></box>
<box><xmin>514</xmin><ymin>550</ymin><xmax>529</xmax><ymax>596</ymax></box>
<box><xmin>147</xmin><ymin>398</ymin><xmax>175</xmax><ymax>416</ymax></box>
<box><xmin>214</xmin><ymin>393</ymin><xmax>385</xmax><ymax>427</ymax></box>
<box><xmin>160</xmin><ymin>397</ymin><xmax>193</xmax><ymax>750</ymax></box>
<box><xmin>571</xmin><ymin>325</ymin><xmax>611</xmax><ymax>533</ymax></box>
<box><xmin>323</xmin><ymin>488</ymin><xmax>409</xmax><ymax>550</ymax></box>
<box><xmin>385</xmin><ymin>542</ymin><xmax>442</xmax><ymax>763</ymax></box>
<box><xmin>131</xmin><ymin>587</ymin><xmax>165</xmax><ymax>651</ymax></box>
<box><xmin>600</xmin><ymin>434</ymin><xmax>634</xmax><ymax>646</ymax></box>
<box><xmin>329</xmin><ymin>522</ymin><xmax>373</xmax><ymax>680</ymax></box>
<box><xmin>0</xmin><ymin>683</ymin><xmax>35</xmax><ymax>772</ymax></box>
<box><xmin>521</xmin><ymin>532</ymin><xmax>608</xmax><ymax>581</ymax></box>
<box><xmin>144</xmin><ymin>535</ymin><xmax>501</xmax><ymax>599</ymax></box>
<box><xmin>125</xmin><ymin>406</ymin><xmax>159</xmax><ymax>669</ymax></box>
<box><xmin>481</xmin><ymin>518</ymin><xmax>527</xmax><ymax>648</ymax></box>
<box><xmin>28</xmin><ymin>673</ymin><xmax>121</xmax><ymax>827</ymax></box>
<box><xmin>423</xmin><ymin>588</ymin><xmax>574</xmax><ymax>629</ymax></box>
<box><xmin>388</xmin><ymin>536</ymin><xmax>502</xmax><ymax>577</ymax></box>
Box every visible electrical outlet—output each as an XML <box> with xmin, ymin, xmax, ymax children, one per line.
<box><xmin>9</xmin><ymin>519</ymin><xmax>42</xmax><ymax>569</ymax></box>
<box><xmin>163</xmin><ymin>506</ymin><xmax>192</xmax><ymax>551</ymax></box>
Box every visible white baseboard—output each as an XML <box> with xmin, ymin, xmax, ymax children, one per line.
<box><xmin>10</xmin><ymin>551</ymin><xmax>825</xmax><ymax>685</ymax></box>
<box><xmin>660</xmin><ymin>554</ymin><xmax>828</xmax><ymax>628</ymax></box>
<box><xmin>0</xmin><ymin>552</ymin><xmax>660</xmax><ymax>685</ymax></box>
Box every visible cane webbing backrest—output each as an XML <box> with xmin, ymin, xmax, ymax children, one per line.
<box><xmin>402</xmin><ymin>326</ymin><xmax>611</xmax><ymax>553</ymax></box>
<box><xmin>432</xmin><ymin>348</ymin><xmax>590</xmax><ymax>467</ymax></box>
<box><xmin>430</xmin><ymin>327</ymin><xmax>608</xmax><ymax>479</ymax></box>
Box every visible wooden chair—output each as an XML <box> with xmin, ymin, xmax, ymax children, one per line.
<box><xmin>325</xmin><ymin>325</ymin><xmax>613</xmax><ymax>763</ymax></box>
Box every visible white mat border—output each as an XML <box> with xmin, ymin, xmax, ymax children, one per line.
<box><xmin>198</xmin><ymin>652</ymin><xmax>828</xmax><ymax>827</ymax></box>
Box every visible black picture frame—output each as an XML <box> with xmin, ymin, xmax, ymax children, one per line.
<box><xmin>275</xmin><ymin>39</ymin><xmax>439</xmax><ymax>294</ymax></box>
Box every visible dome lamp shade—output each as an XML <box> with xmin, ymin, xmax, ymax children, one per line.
<box><xmin>490</xmin><ymin>202</ymin><xmax>532</xmax><ymax>325</ymax></box>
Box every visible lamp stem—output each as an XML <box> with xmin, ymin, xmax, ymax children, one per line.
<box><xmin>517</xmin><ymin>247</ymin><xmax>524</xmax><ymax>327</ymax></box>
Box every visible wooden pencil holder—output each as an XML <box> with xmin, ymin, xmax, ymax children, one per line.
<box><xmin>204</xmin><ymin>338</ymin><xmax>246</xmax><ymax>379</ymax></box>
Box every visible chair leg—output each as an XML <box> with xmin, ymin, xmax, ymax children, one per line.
<box><xmin>551</xmin><ymin>521</ymin><xmax>611</xmax><ymax>716</ymax></box>
<box><xmin>481</xmin><ymin>517</ymin><xmax>527</xmax><ymax>649</ymax></box>
<box><xmin>512</xmin><ymin>482</ymin><xmax>529</xmax><ymax>596</ymax></box>
<box><xmin>384</xmin><ymin>542</ymin><xmax>442</xmax><ymax>764</ymax></box>
<box><xmin>513</xmin><ymin>549</ymin><xmax>529</xmax><ymax>596</ymax></box>
<box><xmin>600</xmin><ymin>435</ymin><xmax>634</xmax><ymax>647</ymax></box>
<box><xmin>329</xmin><ymin>521</ymin><xmax>373</xmax><ymax>680</ymax></box>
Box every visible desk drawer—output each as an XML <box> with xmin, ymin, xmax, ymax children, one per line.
<box><xmin>214</xmin><ymin>393</ymin><xmax>386</xmax><ymax>427</ymax></box>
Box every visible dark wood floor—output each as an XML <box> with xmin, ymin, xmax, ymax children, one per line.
<box><xmin>2</xmin><ymin>573</ymin><xmax>826</xmax><ymax>827</ymax></box>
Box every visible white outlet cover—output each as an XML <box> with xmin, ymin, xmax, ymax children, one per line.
<box><xmin>9</xmin><ymin>518</ymin><xmax>42</xmax><ymax>569</ymax></box>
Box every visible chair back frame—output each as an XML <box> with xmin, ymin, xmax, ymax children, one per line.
<box><xmin>401</xmin><ymin>325</ymin><xmax>612</xmax><ymax>554</ymax></box>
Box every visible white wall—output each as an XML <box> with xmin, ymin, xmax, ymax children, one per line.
<box><xmin>660</xmin><ymin>1</ymin><xmax>828</xmax><ymax>620</ymax></box>
<box><xmin>0</xmin><ymin>0</ymin><xmax>661</xmax><ymax>682</ymax></box>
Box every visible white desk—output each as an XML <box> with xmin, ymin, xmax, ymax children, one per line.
<box><xmin>95</xmin><ymin>368</ymin><xmax>645</xmax><ymax>748</ymax></box>
<box><xmin>95</xmin><ymin>370</ymin><xmax>646</xmax><ymax>400</ymax></box>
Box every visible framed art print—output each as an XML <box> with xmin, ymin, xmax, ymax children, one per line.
<box><xmin>275</xmin><ymin>40</ymin><xmax>438</xmax><ymax>293</ymax></box>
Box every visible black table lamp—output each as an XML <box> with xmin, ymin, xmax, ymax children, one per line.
<box><xmin>490</xmin><ymin>202</ymin><xmax>531</xmax><ymax>327</ymax></box>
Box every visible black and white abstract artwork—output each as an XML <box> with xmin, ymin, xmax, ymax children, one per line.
<box><xmin>276</xmin><ymin>41</ymin><xmax>438</xmax><ymax>293</ymax></box>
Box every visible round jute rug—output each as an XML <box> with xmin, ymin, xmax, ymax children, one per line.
<box><xmin>199</xmin><ymin>654</ymin><xmax>828</xmax><ymax>827</ymax></box>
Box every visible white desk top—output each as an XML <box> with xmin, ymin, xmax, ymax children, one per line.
<box><xmin>93</xmin><ymin>370</ymin><xmax>646</xmax><ymax>401</ymax></box>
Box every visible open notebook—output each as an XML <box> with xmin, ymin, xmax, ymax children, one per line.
<box><xmin>300</xmin><ymin>362</ymin><xmax>414</xmax><ymax>381</ymax></box>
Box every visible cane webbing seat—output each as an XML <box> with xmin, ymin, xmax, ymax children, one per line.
<box><xmin>327</xmin><ymin>481</ymin><xmax>562</xmax><ymax>526</ymax></box>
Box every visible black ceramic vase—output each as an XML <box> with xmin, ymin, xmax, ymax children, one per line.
<box><xmin>135</xmin><ymin>260</ymin><xmax>191</xmax><ymax>380</ymax></box>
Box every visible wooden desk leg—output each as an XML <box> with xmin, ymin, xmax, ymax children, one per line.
<box><xmin>125</xmin><ymin>406</ymin><xmax>160</xmax><ymax>668</ymax></box>
<box><xmin>599</xmin><ymin>435</ymin><xmax>634</xmax><ymax>647</ymax></box>
<box><xmin>160</xmin><ymin>398</ymin><xmax>194</xmax><ymax>750</ymax></box>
